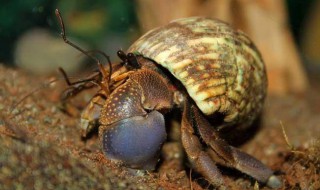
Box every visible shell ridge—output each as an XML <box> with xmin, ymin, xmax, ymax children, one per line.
<box><xmin>128</xmin><ymin>17</ymin><xmax>267</xmax><ymax>128</ymax></box>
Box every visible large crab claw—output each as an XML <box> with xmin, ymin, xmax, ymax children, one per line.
<box><xmin>98</xmin><ymin>68</ymin><xmax>174</xmax><ymax>170</ymax></box>
<box><xmin>102</xmin><ymin>110</ymin><xmax>166</xmax><ymax>169</ymax></box>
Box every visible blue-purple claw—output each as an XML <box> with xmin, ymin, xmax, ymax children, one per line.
<box><xmin>102</xmin><ymin>111</ymin><xmax>166</xmax><ymax>170</ymax></box>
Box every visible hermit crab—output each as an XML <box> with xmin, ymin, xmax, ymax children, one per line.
<box><xmin>55</xmin><ymin>9</ymin><xmax>281</xmax><ymax>188</ymax></box>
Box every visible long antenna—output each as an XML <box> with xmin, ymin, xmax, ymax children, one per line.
<box><xmin>9</xmin><ymin>10</ymin><xmax>114</xmax><ymax>114</ymax></box>
<box><xmin>10</xmin><ymin>78</ymin><xmax>60</xmax><ymax>114</ymax></box>
<box><xmin>85</xmin><ymin>50</ymin><xmax>113</xmax><ymax>82</ymax></box>
<box><xmin>55</xmin><ymin>9</ymin><xmax>113</xmax><ymax>79</ymax></box>
<box><xmin>55</xmin><ymin>9</ymin><xmax>101</xmax><ymax>65</ymax></box>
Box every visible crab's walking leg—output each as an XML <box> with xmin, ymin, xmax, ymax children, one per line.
<box><xmin>187</xmin><ymin>103</ymin><xmax>282</xmax><ymax>188</ymax></box>
<box><xmin>181</xmin><ymin>101</ymin><xmax>225</xmax><ymax>188</ymax></box>
<box><xmin>80</xmin><ymin>94</ymin><xmax>106</xmax><ymax>137</ymax></box>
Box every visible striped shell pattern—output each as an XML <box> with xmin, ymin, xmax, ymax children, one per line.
<box><xmin>128</xmin><ymin>17</ymin><xmax>267</xmax><ymax>128</ymax></box>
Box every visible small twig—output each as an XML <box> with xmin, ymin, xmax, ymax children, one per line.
<box><xmin>280</xmin><ymin>120</ymin><xmax>305</xmax><ymax>155</ymax></box>
<box><xmin>280</xmin><ymin>120</ymin><xmax>292</xmax><ymax>149</ymax></box>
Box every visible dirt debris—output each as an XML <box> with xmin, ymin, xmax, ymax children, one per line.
<box><xmin>0</xmin><ymin>65</ymin><xmax>319</xmax><ymax>189</ymax></box>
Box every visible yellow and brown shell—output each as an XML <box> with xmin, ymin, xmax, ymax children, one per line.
<box><xmin>128</xmin><ymin>17</ymin><xmax>267</xmax><ymax>128</ymax></box>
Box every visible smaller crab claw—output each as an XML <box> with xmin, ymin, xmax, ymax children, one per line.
<box><xmin>101</xmin><ymin>110</ymin><xmax>166</xmax><ymax>170</ymax></box>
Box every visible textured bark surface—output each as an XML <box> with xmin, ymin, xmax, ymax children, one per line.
<box><xmin>0</xmin><ymin>65</ymin><xmax>319</xmax><ymax>189</ymax></box>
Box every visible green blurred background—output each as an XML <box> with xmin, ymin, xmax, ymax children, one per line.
<box><xmin>0</xmin><ymin>0</ymin><xmax>318</xmax><ymax>74</ymax></box>
<box><xmin>0</xmin><ymin>0</ymin><xmax>138</xmax><ymax>67</ymax></box>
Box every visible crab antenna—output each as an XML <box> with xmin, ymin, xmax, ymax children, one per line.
<box><xmin>10</xmin><ymin>78</ymin><xmax>60</xmax><ymax>114</ymax></box>
<box><xmin>55</xmin><ymin>9</ymin><xmax>112</xmax><ymax>80</ymax></box>
<box><xmin>58</xmin><ymin>67</ymin><xmax>100</xmax><ymax>86</ymax></box>
<box><xmin>85</xmin><ymin>50</ymin><xmax>113</xmax><ymax>82</ymax></box>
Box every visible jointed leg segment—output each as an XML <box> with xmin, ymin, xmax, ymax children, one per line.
<box><xmin>181</xmin><ymin>102</ymin><xmax>281</xmax><ymax>188</ymax></box>
<box><xmin>181</xmin><ymin>102</ymin><xmax>225</xmax><ymax>187</ymax></box>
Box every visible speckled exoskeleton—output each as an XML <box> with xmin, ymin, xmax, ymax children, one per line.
<box><xmin>55</xmin><ymin>9</ymin><xmax>281</xmax><ymax>189</ymax></box>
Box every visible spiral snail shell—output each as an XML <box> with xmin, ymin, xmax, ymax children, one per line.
<box><xmin>128</xmin><ymin>17</ymin><xmax>267</xmax><ymax>130</ymax></box>
<box><xmin>57</xmin><ymin>12</ymin><xmax>280</xmax><ymax>188</ymax></box>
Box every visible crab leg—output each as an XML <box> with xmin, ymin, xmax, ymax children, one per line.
<box><xmin>181</xmin><ymin>101</ymin><xmax>225</xmax><ymax>187</ymax></box>
<box><xmin>185</xmin><ymin>102</ymin><xmax>281</xmax><ymax>188</ymax></box>
<box><xmin>80</xmin><ymin>94</ymin><xmax>106</xmax><ymax>137</ymax></box>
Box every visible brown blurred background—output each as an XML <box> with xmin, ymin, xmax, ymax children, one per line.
<box><xmin>1</xmin><ymin>0</ymin><xmax>319</xmax><ymax>96</ymax></box>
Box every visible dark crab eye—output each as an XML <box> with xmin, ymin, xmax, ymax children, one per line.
<box><xmin>102</xmin><ymin>111</ymin><xmax>166</xmax><ymax>170</ymax></box>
